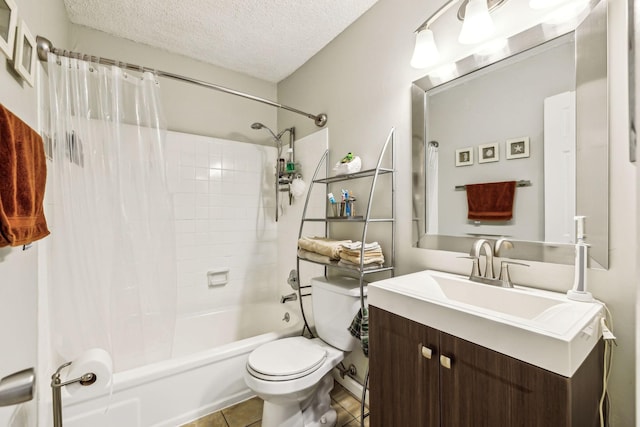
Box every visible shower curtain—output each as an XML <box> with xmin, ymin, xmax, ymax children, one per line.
<box><xmin>46</xmin><ymin>53</ymin><xmax>177</xmax><ymax>372</ymax></box>
<box><xmin>426</xmin><ymin>142</ymin><xmax>439</xmax><ymax>235</ymax></box>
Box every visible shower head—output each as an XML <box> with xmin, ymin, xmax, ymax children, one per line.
<box><xmin>250</xmin><ymin>122</ymin><xmax>280</xmax><ymax>142</ymax></box>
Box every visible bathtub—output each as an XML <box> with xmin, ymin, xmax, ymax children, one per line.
<box><xmin>60</xmin><ymin>302</ymin><xmax>302</xmax><ymax>427</ymax></box>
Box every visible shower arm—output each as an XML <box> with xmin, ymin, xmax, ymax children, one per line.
<box><xmin>35</xmin><ymin>36</ymin><xmax>328</xmax><ymax>127</ymax></box>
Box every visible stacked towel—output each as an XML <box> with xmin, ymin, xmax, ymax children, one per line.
<box><xmin>0</xmin><ymin>104</ymin><xmax>50</xmax><ymax>247</ymax></box>
<box><xmin>338</xmin><ymin>241</ymin><xmax>384</xmax><ymax>267</ymax></box>
<box><xmin>348</xmin><ymin>307</ymin><xmax>369</xmax><ymax>357</ymax></box>
<box><xmin>297</xmin><ymin>248</ymin><xmax>332</xmax><ymax>264</ymax></box>
<box><xmin>297</xmin><ymin>236</ymin><xmax>351</xmax><ymax>260</ymax></box>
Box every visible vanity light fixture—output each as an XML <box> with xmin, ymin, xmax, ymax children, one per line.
<box><xmin>458</xmin><ymin>0</ymin><xmax>497</xmax><ymax>44</ymax></box>
<box><xmin>411</xmin><ymin>0</ymin><xmax>508</xmax><ymax>69</ymax></box>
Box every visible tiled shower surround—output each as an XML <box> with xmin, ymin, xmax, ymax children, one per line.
<box><xmin>165</xmin><ymin>131</ymin><xmax>278</xmax><ymax>315</ymax></box>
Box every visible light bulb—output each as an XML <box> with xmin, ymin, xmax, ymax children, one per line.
<box><xmin>410</xmin><ymin>28</ymin><xmax>440</xmax><ymax>69</ymax></box>
<box><xmin>458</xmin><ymin>0</ymin><xmax>496</xmax><ymax>45</ymax></box>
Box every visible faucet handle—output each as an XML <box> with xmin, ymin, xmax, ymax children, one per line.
<box><xmin>498</xmin><ymin>261</ymin><xmax>529</xmax><ymax>288</ymax></box>
<box><xmin>458</xmin><ymin>256</ymin><xmax>481</xmax><ymax>277</ymax></box>
<box><xmin>494</xmin><ymin>238</ymin><xmax>514</xmax><ymax>256</ymax></box>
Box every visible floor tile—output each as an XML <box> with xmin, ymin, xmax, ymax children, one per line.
<box><xmin>221</xmin><ymin>397</ymin><xmax>263</xmax><ymax>427</ymax></box>
<box><xmin>181</xmin><ymin>410</ymin><xmax>228</xmax><ymax>427</ymax></box>
<box><xmin>334</xmin><ymin>403</ymin><xmax>357</xmax><ymax>427</ymax></box>
<box><xmin>331</xmin><ymin>386</ymin><xmax>363</xmax><ymax>418</ymax></box>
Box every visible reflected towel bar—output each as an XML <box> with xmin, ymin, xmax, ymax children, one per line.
<box><xmin>455</xmin><ymin>180</ymin><xmax>532</xmax><ymax>191</ymax></box>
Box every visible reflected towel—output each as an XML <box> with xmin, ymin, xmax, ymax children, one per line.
<box><xmin>0</xmin><ymin>104</ymin><xmax>50</xmax><ymax>246</ymax></box>
<box><xmin>466</xmin><ymin>181</ymin><xmax>516</xmax><ymax>221</ymax></box>
<box><xmin>348</xmin><ymin>307</ymin><xmax>369</xmax><ymax>357</ymax></box>
<box><xmin>298</xmin><ymin>236</ymin><xmax>351</xmax><ymax>260</ymax></box>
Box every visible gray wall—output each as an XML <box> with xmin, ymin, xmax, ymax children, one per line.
<box><xmin>69</xmin><ymin>25</ymin><xmax>279</xmax><ymax>146</ymax></box>
<box><xmin>0</xmin><ymin>0</ymin><xmax>69</xmax><ymax>424</ymax></box>
<box><xmin>277</xmin><ymin>0</ymin><xmax>636</xmax><ymax>425</ymax></box>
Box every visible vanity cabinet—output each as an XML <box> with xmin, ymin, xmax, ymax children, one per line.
<box><xmin>369</xmin><ymin>306</ymin><xmax>604</xmax><ymax>427</ymax></box>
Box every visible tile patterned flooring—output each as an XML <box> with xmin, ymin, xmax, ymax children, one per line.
<box><xmin>181</xmin><ymin>382</ymin><xmax>369</xmax><ymax>427</ymax></box>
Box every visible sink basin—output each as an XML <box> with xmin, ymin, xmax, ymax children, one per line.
<box><xmin>369</xmin><ymin>270</ymin><xmax>604</xmax><ymax>377</ymax></box>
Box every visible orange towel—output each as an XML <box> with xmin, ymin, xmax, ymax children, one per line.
<box><xmin>466</xmin><ymin>181</ymin><xmax>516</xmax><ymax>221</ymax></box>
<box><xmin>0</xmin><ymin>104</ymin><xmax>50</xmax><ymax>247</ymax></box>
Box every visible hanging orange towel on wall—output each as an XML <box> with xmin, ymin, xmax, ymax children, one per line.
<box><xmin>0</xmin><ymin>104</ymin><xmax>50</xmax><ymax>247</ymax></box>
<box><xmin>466</xmin><ymin>181</ymin><xmax>516</xmax><ymax>221</ymax></box>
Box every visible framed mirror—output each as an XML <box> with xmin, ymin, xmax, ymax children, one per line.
<box><xmin>412</xmin><ymin>0</ymin><xmax>608</xmax><ymax>268</ymax></box>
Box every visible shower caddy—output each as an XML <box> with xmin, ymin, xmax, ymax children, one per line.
<box><xmin>294</xmin><ymin>127</ymin><xmax>396</xmax><ymax>424</ymax></box>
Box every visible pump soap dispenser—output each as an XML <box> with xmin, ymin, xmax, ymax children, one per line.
<box><xmin>567</xmin><ymin>216</ymin><xmax>593</xmax><ymax>302</ymax></box>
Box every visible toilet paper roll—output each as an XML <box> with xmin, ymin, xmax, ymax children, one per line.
<box><xmin>65</xmin><ymin>348</ymin><xmax>113</xmax><ymax>398</ymax></box>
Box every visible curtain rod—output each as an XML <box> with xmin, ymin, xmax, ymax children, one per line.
<box><xmin>35</xmin><ymin>36</ymin><xmax>328</xmax><ymax>127</ymax></box>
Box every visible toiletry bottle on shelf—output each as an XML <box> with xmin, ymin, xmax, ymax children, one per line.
<box><xmin>567</xmin><ymin>216</ymin><xmax>593</xmax><ymax>302</ymax></box>
<box><xmin>278</xmin><ymin>158</ymin><xmax>285</xmax><ymax>177</ymax></box>
<box><xmin>286</xmin><ymin>148</ymin><xmax>295</xmax><ymax>172</ymax></box>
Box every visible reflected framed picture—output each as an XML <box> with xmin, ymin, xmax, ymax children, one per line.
<box><xmin>506</xmin><ymin>137</ymin><xmax>530</xmax><ymax>159</ymax></box>
<box><xmin>455</xmin><ymin>147</ymin><xmax>473</xmax><ymax>167</ymax></box>
<box><xmin>13</xmin><ymin>18</ymin><xmax>36</xmax><ymax>87</ymax></box>
<box><xmin>0</xmin><ymin>0</ymin><xmax>18</xmax><ymax>59</ymax></box>
<box><xmin>478</xmin><ymin>142</ymin><xmax>500</xmax><ymax>163</ymax></box>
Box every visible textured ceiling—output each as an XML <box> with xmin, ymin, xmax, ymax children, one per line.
<box><xmin>62</xmin><ymin>0</ymin><xmax>379</xmax><ymax>83</ymax></box>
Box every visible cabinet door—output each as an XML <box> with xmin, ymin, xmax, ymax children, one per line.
<box><xmin>369</xmin><ymin>306</ymin><xmax>440</xmax><ymax>427</ymax></box>
<box><xmin>439</xmin><ymin>332</ymin><xmax>570</xmax><ymax>427</ymax></box>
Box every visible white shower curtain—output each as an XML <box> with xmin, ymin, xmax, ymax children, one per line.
<box><xmin>46</xmin><ymin>53</ymin><xmax>177</xmax><ymax>372</ymax></box>
<box><xmin>426</xmin><ymin>142</ymin><xmax>439</xmax><ymax>235</ymax></box>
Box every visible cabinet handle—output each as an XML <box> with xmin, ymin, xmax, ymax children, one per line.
<box><xmin>440</xmin><ymin>355</ymin><xmax>452</xmax><ymax>369</ymax></box>
<box><xmin>420</xmin><ymin>344</ymin><xmax>433</xmax><ymax>360</ymax></box>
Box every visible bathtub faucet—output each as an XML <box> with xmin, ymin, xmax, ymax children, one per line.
<box><xmin>280</xmin><ymin>292</ymin><xmax>298</xmax><ymax>303</ymax></box>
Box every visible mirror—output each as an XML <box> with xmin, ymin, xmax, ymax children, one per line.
<box><xmin>412</xmin><ymin>0</ymin><xmax>608</xmax><ymax>268</ymax></box>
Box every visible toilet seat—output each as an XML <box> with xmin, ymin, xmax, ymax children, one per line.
<box><xmin>247</xmin><ymin>337</ymin><xmax>327</xmax><ymax>381</ymax></box>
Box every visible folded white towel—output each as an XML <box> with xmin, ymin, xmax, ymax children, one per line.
<box><xmin>338</xmin><ymin>259</ymin><xmax>384</xmax><ymax>269</ymax></box>
<box><xmin>341</xmin><ymin>241</ymin><xmax>380</xmax><ymax>251</ymax></box>
<box><xmin>297</xmin><ymin>248</ymin><xmax>332</xmax><ymax>264</ymax></box>
<box><xmin>339</xmin><ymin>251</ymin><xmax>385</xmax><ymax>266</ymax></box>
<box><xmin>298</xmin><ymin>236</ymin><xmax>352</xmax><ymax>260</ymax></box>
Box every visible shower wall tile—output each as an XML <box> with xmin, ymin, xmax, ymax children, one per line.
<box><xmin>166</xmin><ymin>131</ymin><xmax>278</xmax><ymax>315</ymax></box>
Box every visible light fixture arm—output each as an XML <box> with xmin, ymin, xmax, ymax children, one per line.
<box><xmin>415</xmin><ymin>0</ymin><xmax>461</xmax><ymax>32</ymax></box>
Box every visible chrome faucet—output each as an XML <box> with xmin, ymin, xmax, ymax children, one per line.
<box><xmin>470</xmin><ymin>239</ymin><xmax>495</xmax><ymax>279</ymax></box>
<box><xmin>280</xmin><ymin>292</ymin><xmax>298</xmax><ymax>303</ymax></box>
<box><xmin>466</xmin><ymin>238</ymin><xmax>528</xmax><ymax>288</ymax></box>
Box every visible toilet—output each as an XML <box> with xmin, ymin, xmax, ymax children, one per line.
<box><xmin>243</xmin><ymin>276</ymin><xmax>366</xmax><ymax>427</ymax></box>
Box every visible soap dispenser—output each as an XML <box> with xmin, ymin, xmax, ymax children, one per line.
<box><xmin>567</xmin><ymin>216</ymin><xmax>593</xmax><ymax>302</ymax></box>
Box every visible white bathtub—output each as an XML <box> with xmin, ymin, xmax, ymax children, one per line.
<box><xmin>61</xmin><ymin>302</ymin><xmax>302</xmax><ymax>427</ymax></box>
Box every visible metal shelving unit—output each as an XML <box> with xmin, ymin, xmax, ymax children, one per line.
<box><xmin>295</xmin><ymin>127</ymin><xmax>396</xmax><ymax>334</ymax></box>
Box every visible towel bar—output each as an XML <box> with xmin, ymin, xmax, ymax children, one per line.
<box><xmin>455</xmin><ymin>180</ymin><xmax>532</xmax><ymax>191</ymax></box>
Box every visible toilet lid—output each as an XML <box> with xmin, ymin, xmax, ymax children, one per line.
<box><xmin>247</xmin><ymin>337</ymin><xmax>327</xmax><ymax>381</ymax></box>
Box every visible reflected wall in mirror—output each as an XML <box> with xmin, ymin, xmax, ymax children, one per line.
<box><xmin>412</xmin><ymin>0</ymin><xmax>608</xmax><ymax>268</ymax></box>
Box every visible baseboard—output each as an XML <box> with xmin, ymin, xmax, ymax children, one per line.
<box><xmin>332</xmin><ymin>369</ymin><xmax>369</xmax><ymax>406</ymax></box>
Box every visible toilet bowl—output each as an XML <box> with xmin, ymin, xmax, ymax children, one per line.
<box><xmin>244</xmin><ymin>276</ymin><xmax>366</xmax><ymax>427</ymax></box>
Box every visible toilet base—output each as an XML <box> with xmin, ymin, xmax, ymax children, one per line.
<box><xmin>261</xmin><ymin>373</ymin><xmax>337</xmax><ymax>427</ymax></box>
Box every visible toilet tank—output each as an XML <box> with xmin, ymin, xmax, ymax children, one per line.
<box><xmin>311</xmin><ymin>276</ymin><xmax>367</xmax><ymax>351</ymax></box>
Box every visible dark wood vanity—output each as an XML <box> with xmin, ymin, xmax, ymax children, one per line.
<box><xmin>369</xmin><ymin>306</ymin><xmax>604</xmax><ymax>427</ymax></box>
